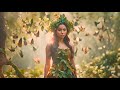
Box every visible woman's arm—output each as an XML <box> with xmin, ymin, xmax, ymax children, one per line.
<box><xmin>70</xmin><ymin>43</ymin><xmax>77</xmax><ymax>77</ymax></box>
<box><xmin>44</xmin><ymin>43</ymin><xmax>52</xmax><ymax>78</ymax></box>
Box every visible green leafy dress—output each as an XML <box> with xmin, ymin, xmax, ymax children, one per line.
<box><xmin>47</xmin><ymin>48</ymin><xmax>76</xmax><ymax>78</ymax></box>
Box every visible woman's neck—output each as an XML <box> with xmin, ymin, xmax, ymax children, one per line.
<box><xmin>58</xmin><ymin>38</ymin><xmax>64</xmax><ymax>43</ymax></box>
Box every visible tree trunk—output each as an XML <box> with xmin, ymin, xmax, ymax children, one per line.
<box><xmin>0</xmin><ymin>12</ymin><xmax>7</xmax><ymax>78</ymax></box>
<box><xmin>0</xmin><ymin>12</ymin><xmax>24</xmax><ymax>78</ymax></box>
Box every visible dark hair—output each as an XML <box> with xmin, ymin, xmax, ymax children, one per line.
<box><xmin>51</xmin><ymin>23</ymin><xmax>74</xmax><ymax>58</ymax></box>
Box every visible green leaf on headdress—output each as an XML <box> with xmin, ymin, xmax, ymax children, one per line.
<box><xmin>50</xmin><ymin>14</ymin><xmax>73</xmax><ymax>32</ymax></box>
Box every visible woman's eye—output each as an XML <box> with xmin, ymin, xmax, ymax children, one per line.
<box><xmin>58</xmin><ymin>29</ymin><xmax>61</xmax><ymax>31</ymax></box>
<box><xmin>63</xmin><ymin>29</ymin><xmax>67</xmax><ymax>31</ymax></box>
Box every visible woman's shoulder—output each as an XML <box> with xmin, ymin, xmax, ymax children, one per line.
<box><xmin>69</xmin><ymin>42</ymin><xmax>74</xmax><ymax>47</ymax></box>
<box><xmin>69</xmin><ymin>42</ymin><xmax>74</xmax><ymax>50</ymax></box>
<box><xmin>46</xmin><ymin>41</ymin><xmax>53</xmax><ymax>48</ymax></box>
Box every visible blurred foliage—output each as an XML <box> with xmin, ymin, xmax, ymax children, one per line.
<box><xmin>4</xmin><ymin>64</ymin><xmax>43</xmax><ymax>78</ymax></box>
<box><xmin>77</xmin><ymin>48</ymin><xmax>120</xmax><ymax>78</ymax></box>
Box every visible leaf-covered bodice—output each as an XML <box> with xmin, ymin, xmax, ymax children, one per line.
<box><xmin>52</xmin><ymin>48</ymin><xmax>71</xmax><ymax>65</ymax></box>
<box><xmin>47</xmin><ymin>48</ymin><xmax>76</xmax><ymax>78</ymax></box>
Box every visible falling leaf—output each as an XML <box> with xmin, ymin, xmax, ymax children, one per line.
<box><xmin>74</xmin><ymin>22</ymin><xmax>78</xmax><ymax>26</ymax></box>
<box><xmin>41</xmin><ymin>26</ymin><xmax>44</xmax><ymax>31</ymax></box>
<box><xmin>30</xmin><ymin>38</ymin><xmax>34</xmax><ymax>45</ymax></box>
<box><xmin>74</xmin><ymin>47</ymin><xmax>78</xmax><ymax>56</ymax></box>
<box><xmin>18</xmin><ymin>38</ymin><xmax>22</xmax><ymax>47</ymax></box>
<box><xmin>13</xmin><ymin>40</ymin><xmax>16</xmax><ymax>44</ymax></box>
<box><xmin>34</xmin><ymin>31</ymin><xmax>39</xmax><ymax>37</ymax></box>
<box><xmin>23</xmin><ymin>37</ymin><xmax>27</xmax><ymax>46</ymax></box>
<box><xmin>33</xmin><ymin>46</ymin><xmax>37</xmax><ymax>52</ymax></box>
<box><xmin>85</xmin><ymin>33</ymin><xmax>90</xmax><ymax>36</ymax></box>
<box><xmin>19</xmin><ymin>50</ymin><xmax>23</xmax><ymax>58</ymax></box>
<box><xmin>45</xmin><ymin>30</ymin><xmax>48</xmax><ymax>33</ymax></box>
<box><xmin>30</xmin><ymin>18</ymin><xmax>33</xmax><ymax>26</ymax></box>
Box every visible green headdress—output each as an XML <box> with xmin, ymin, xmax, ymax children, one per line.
<box><xmin>50</xmin><ymin>14</ymin><xmax>73</xmax><ymax>33</ymax></box>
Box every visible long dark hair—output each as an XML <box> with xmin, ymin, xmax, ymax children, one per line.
<box><xmin>51</xmin><ymin>23</ymin><xmax>74</xmax><ymax>58</ymax></box>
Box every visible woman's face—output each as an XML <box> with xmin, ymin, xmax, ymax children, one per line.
<box><xmin>56</xmin><ymin>24</ymin><xmax>68</xmax><ymax>39</ymax></box>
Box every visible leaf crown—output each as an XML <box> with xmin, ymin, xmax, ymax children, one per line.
<box><xmin>50</xmin><ymin>14</ymin><xmax>73</xmax><ymax>33</ymax></box>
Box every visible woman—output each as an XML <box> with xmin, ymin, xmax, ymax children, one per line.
<box><xmin>44</xmin><ymin>14</ymin><xmax>77</xmax><ymax>78</ymax></box>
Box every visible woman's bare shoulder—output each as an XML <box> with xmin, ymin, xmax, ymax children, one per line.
<box><xmin>69</xmin><ymin>42</ymin><xmax>74</xmax><ymax>50</ymax></box>
<box><xmin>69</xmin><ymin>42</ymin><xmax>74</xmax><ymax>47</ymax></box>
<box><xmin>46</xmin><ymin>41</ymin><xmax>53</xmax><ymax>48</ymax></box>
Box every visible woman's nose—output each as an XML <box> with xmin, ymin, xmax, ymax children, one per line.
<box><xmin>61</xmin><ymin>30</ymin><xmax>64</xmax><ymax>34</ymax></box>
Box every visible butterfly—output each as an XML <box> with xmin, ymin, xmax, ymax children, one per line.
<box><xmin>76</xmin><ymin>37</ymin><xmax>82</xmax><ymax>42</ymax></box>
<box><xmin>8</xmin><ymin>46</ymin><xmax>17</xmax><ymax>52</ymax></box>
<box><xmin>93</xmin><ymin>30</ymin><xmax>99</xmax><ymax>36</ymax></box>
<box><xmin>98</xmin><ymin>35</ymin><xmax>104</xmax><ymax>42</ymax></box>
<box><xmin>79</xmin><ymin>26</ymin><xmax>85</xmax><ymax>32</ymax></box>
<box><xmin>82</xmin><ymin>47</ymin><xmax>91</xmax><ymax>54</ymax></box>
<box><xmin>26</xmin><ymin>31</ymin><xmax>31</xmax><ymax>34</ymax></box>
<box><xmin>13</xmin><ymin>34</ymin><xmax>18</xmax><ymax>39</ymax></box>
<box><xmin>33</xmin><ymin>57</ymin><xmax>40</xmax><ymax>64</ymax></box>
<box><xmin>94</xmin><ymin>21</ymin><xmax>100</xmax><ymax>26</ymax></box>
